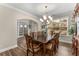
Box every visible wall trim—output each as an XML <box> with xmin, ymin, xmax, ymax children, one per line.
<box><xmin>0</xmin><ymin>45</ymin><xmax>17</xmax><ymax>53</ymax></box>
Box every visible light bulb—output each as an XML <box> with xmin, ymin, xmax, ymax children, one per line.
<box><xmin>43</xmin><ymin>15</ymin><xmax>47</xmax><ymax>20</ymax></box>
<box><xmin>48</xmin><ymin>16</ymin><xmax>52</xmax><ymax>21</ymax></box>
<box><xmin>40</xmin><ymin>18</ymin><xmax>44</xmax><ymax>22</ymax></box>
<box><xmin>47</xmin><ymin>20</ymin><xmax>50</xmax><ymax>24</ymax></box>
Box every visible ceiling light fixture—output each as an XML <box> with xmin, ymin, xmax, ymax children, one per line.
<box><xmin>40</xmin><ymin>5</ymin><xmax>53</xmax><ymax>24</ymax></box>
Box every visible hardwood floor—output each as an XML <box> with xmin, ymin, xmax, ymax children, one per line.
<box><xmin>0</xmin><ymin>47</ymin><xmax>27</xmax><ymax>56</ymax></box>
<box><xmin>0</xmin><ymin>37</ymin><xmax>74</xmax><ymax>56</ymax></box>
<box><xmin>55</xmin><ymin>42</ymin><xmax>73</xmax><ymax>56</ymax></box>
<box><xmin>0</xmin><ymin>43</ymin><xmax>73</xmax><ymax>56</ymax></box>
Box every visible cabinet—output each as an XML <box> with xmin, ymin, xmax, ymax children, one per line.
<box><xmin>59</xmin><ymin>18</ymin><xmax>68</xmax><ymax>35</ymax></box>
<box><xmin>48</xmin><ymin>17</ymin><xmax>68</xmax><ymax>35</ymax></box>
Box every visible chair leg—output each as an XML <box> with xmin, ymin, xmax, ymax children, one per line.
<box><xmin>33</xmin><ymin>50</ymin><xmax>34</xmax><ymax>56</ymax></box>
<box><xmin>27</xmin><ymin>49</ymin><xmax>28</xmax><ymax>56</ymax></box>
<box><xmin>57</xmin><ymin>44</ymin><xmax>59</xmax><ymax>48</ymax></box>
<box><xmin>51</xmin><ymin>47</ymin><xmax>54</xmax><ymax>56</ymax></box>
<box><xmin>50</xmin><ymin>51</ymin><xmax>53</xmax><ymax>56</ymax></box>
<box><xmin>76</xmin><ymin>48</ymin><xmax>77</xmax><ymax>56</ymax></box>
<box><xmin>54</xmin><ymin>45</ymin><xmax>56</xmax><ymax>54</ymax></box>
<box><xmin>33</xmin><ymin>53</ymin><xmax>34</xmax><ymax>56</ymax></box>
<box><xmin>41</xmin><ymin>49</ymin><xmax>43</xmax><ymax>56</ymax></box>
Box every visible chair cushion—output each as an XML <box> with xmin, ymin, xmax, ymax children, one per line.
<box><xmin>46</xmin><ymin>43</ymin><xmax>52</xmax><ymax>50</ymax></box>
<box><xmin>29</xmin><ymin>43</ymin><xmax>41</xmax><ymax>52</ymax></box>
<box><xmin>29</xmin><ymin>47</ymin><xmax>40</xmax><ymax>52</ymax></box>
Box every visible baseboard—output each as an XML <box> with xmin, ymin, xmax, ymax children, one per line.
<box><xmin>0</xmin><ymin>45</ymin><xmax>17</xmax><ymax>53</ymax></box>
<box><xmin>59</xmin><ymin>40</ymin><xmax>72</xmax><ymax>44</ymax></box>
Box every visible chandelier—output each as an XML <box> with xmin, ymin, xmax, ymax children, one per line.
<box><xmin>40</xmin><ymin>5</ymin><xmax>53</xmax><ymax>24</ymax></box>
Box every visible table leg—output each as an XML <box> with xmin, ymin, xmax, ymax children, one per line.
<box><xmin>76</xmin><ymin>48</ymin><xmax>77</xmax><ymax>56</ymax></box>
<box><xmin>43</xmin><ymin>43</ymin><xmax>46</xmax><ymax>56</ymax></box>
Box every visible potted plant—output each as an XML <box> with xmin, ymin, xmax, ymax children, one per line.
<box><xmin>68</xmin><ymin>26</ymin><xmax>75</xmax><ymax>35</ymax></box>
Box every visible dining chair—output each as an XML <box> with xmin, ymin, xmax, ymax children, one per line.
<box><xmin>55</xmin><ymin>33</ymin><xmax>59</xmax><ymax>49</ymax></box>
<box><xmin>72</xmin><ymin>36</ymin><xmax>75</xmax><ymax>54</ymax></box>
<box><xmin>24</xmin><ymin>34</ymin><xmax>42</xmax><ymax>56</ymax></box>
<box><xmin>72</xmin><ymin>38</ymin><xmax>78</xmax><ymax>56</ymax></box>
<box><xmin>76</xmin><ymin>40</ymin><xmax>79</xmax><ymax>56</ymax></box>
<box><xmin>51</xmin><ymin>33</ymin><xmax>59</xmax><ymax>54</ymax></box>
<box><xmin>45</xmin><ymin>39</ymin><xmax>55</xmax><ymax>56</ymax></box>
<box><xmin>53</xmin><ymin>36</ymin><xmax>57</xmax><ymax>54</ymax></box>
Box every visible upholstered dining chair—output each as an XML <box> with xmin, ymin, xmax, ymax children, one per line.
<box><xmin>45</xmin><ymin>39</ymin><xmax>55</xmax><ymax>56</ymax></box>
<box><xmin>51</xmin><ymin>33</ymin><xmax>59</xmax><ymax>54</ymax></box>
<box><xmin>72</xmin><ymin>37</ymin><xmax>78</xmax><ymax>56</ymax></box>
<box><xmin>55</xmin><ymin>33</ymin><xmax>59</xmax><ymax>49</ymax></box>
<box><xmin>24</xmin><ymin>34</ymin><xmax>42</xmax><ymax>56</ymax></box>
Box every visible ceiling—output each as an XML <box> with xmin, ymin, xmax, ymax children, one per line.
<box><xmin>7</xmin><ymin>3</ymin><xmax>76</xmax><ymax>18</ymax></box>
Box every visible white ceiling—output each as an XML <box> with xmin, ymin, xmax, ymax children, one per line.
<box><xmin>7</xmin><ymin>3</ymin><xmax>76</xmax><ymax>18</ymax></box>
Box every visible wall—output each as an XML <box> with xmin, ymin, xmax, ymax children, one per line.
<box><xmin>0</xmin><ymin>4</ymin><xmax>40</xmax><ymax>52</ymax></box>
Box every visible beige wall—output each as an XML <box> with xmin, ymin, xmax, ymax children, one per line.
<box><xmin>0</xmin><ymin>4</ymin><xmax>41</xmax><ymax>50</ymax></box>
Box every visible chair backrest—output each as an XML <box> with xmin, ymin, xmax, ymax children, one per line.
<box><xmin>72</xmin><ymin>37</ymin><xmax>75</xmax><ymax>47</ymax></box>
<box><xmin>37</xmin><ymin>32</ymin><xmax>43</xmax><ymax>40</ymax></box>
<box><xmin>30</xmin><ymin>32</ymin><xmax>34</xmax><ymax>38</ymax></box>
<box><xmin>73</xmin><ymin>39</ymin><xmax>78</xmax><ymax>48</ymax></box>
<box><xmin>24</xmin><ymin>34</ymin><xmax>33</xmax><ymax>49</ymax></box>
<box><xmin>53</xmin><ymin>33</ymin><xmax>59</xmax><ymax>46</ymax></box>
<box><xmin>54</xmin><ymin>33</ymin><xmax>59</xmax><ymax>40</ymax></box>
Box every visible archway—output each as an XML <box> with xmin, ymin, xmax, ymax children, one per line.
<box><xmin>17</xmin><ymin>19</ymin><xmax>38</xmax><ymax>38</ymax></box>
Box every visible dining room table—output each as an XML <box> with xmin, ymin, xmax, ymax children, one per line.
<box><xmin>32</xmin><ymin>33</ymin><xmax>56</xmax><ymax>55</ymax></box>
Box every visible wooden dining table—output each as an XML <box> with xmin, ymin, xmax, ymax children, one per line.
<box><xmin>32</xmin><ymin>34</ymin><xmax>56</xmax><ymax>55</ymax></box>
